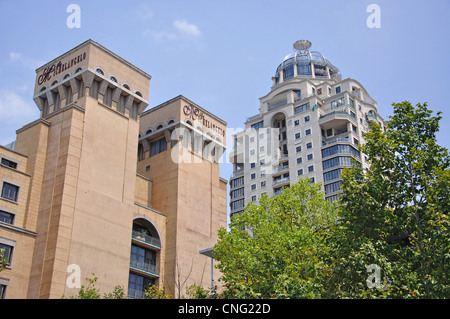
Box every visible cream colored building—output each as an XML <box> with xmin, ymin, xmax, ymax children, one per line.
<box><xmin>0</xmin><ymin>39</ymin><xmax>227</xmax><ymax>299</ymax></box>
<box><xmin>229</xmin><ymin>40</ymin><xmax>385</xmax><ymax>217</ymax></box>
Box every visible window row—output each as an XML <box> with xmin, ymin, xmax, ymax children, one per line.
<box><xmin>322</xmin><ymin>156</ymin><xmax>355</xmax><ymax>170</ymax></box>
<box><xmin>230</xmin><ymin>176</ymin><xmax>244</xmax><ymax>189</ymax></box>
<box><xmin>321</xmin><ymin>144</ymin><xmax>360</xmax><ymax>159</ymax></box>
<box><xmin>324</xmin><ymin>180</ymin><xmax>342</xmax><ymax>194</ymax></box>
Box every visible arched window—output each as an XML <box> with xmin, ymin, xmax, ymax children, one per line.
<box><xmin>135</xmin><ymin>90</ymin><xmax>143</xmax><ymax>98</ymax></box>
<box><xmin>167</xmin><ymin>119</ymin><xmax>175</xmax><ymax>126</ymax></box>
<box><xmin>145</xmin><ymin>128</ymin><xmax>153</xmax><ymax>135</ymax></box>
<box><xmin>123</xmin><ymin>83</ymin><xmax>131</xmax><ymax>90</ymax></box>
<box><xmin>128</xmin><ymin>218</ymin><xmax>161</xmax><ymax>299</ymax></box>
<box><xmin>110</xmin><ymin>76</ymin><xmax>118</xmax><ymax>83</ymax></box>
<box><xmin>74</xmin><ymin>67</ymin><xmax>82</xmax><ymax>74</ymax></box>
<box><xmin>96</xmin><ymin>68</ymin><xmax>104</xmax><ymax>75</ymax></box>
<box><xmin>156</xmin><ymin>123</ymin><xmax>164</xmax><ymax>131</ymax></box>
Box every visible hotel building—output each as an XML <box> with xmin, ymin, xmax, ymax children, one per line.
<box><xmin>0</xmin><ymin>40</ymin><xmax>227</xmax><ymax>299</ymax></box>
<box><xmin>229</xmin><ymin>40</ymin><xmax>385</xmax><ymax>217</ymax></box>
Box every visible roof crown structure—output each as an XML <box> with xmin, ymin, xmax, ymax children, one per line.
<box><xmin>274</xmin><ymin>40</ymin><xmax>341</xmax><ymax>84</ymax></box>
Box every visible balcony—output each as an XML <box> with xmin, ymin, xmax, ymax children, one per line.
<box><xmin>130</xmin><ymin>259</ymin><xmax>159</xmax><ymax>278</ymax></box>
<box><xmin>319</xmin><ymin>109</ymin><xmax>356</xmax><ymax>127</ymax></box>
<box><xmin>132</xmin><ymin>230</ymin><xmax>161</xmax><ymax>249</ymax></box>
<box><xmin>273</xmin><ymin>176</ymin><xmax>290</xmax><ymax>187</ymax></box>
<box><xmin>274</xmin><ymin>164</ymin><xmax>289</xmax><ymax>173</ymax></box>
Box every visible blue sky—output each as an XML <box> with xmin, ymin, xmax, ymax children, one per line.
<box><xmin>1</xmin><ymin>0</ymin><xmax>449</xmax><ymax>189</ymax></box>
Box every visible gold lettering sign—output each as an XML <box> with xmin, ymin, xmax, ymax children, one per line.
<box><xmin>38</xmin><ymin>52</ymin><xmax>87</xmax><ymax>85</ymax></box>
<box><xmin>183</xmin><ymin>104</ymin><xmax>225</xmax><ymax>137</ymax></box>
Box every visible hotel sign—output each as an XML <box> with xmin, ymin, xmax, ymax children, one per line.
<box><xmin>38</xmin><ymin>52</ymin><xmax>86</xmax><ymax>85</ymax></box>
<box><xmin>183</xmin><ymin>104</ymin><xmax>225</xmax><ymax>137</ymax></box>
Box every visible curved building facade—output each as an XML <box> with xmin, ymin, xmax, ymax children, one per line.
<box><xmin>229</xmin><ymin>40</ymin><xmax>385</xmax><ymax>217</ymax></box>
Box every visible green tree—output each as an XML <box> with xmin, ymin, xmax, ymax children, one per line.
<box><xmin>63</xmin><ymin>274</ymin><xmax>126</xmax><ymax>299</ymax></box>
<box><xmin>328</xmin><ymin>101</ymin><xmax>450</xmax><ymax>298</ymax></box>
<box><xmin>214</xmin><ymin>178</ymin><xmax>337</xmax><ymax>298</ymax></box>
<box><xmin>0</xmin><ymin>248</ymin><xmax>8</xmax><ymax>273</ymax></box>
<box><xmin>144</xmin><ymin>285</ymin><xmax>173</xmax><ymax>299</ymax></box>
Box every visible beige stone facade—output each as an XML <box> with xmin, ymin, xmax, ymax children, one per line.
<box><xmin>0</xmin><ymin>40</ymin><xmax>227</xmax><ymax>299</ymax></box>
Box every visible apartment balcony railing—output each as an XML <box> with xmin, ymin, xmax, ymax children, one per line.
<box><xmin>273</xmin><ymin>177</ymin><xmax>290</xmax><ymax>186</ymax></box>
<box><xmin>130</xmin><ymin>259</ymin><xmax>159</xmax><ymax>277</ymax></box>
<box><xmin>274</xmin><ymin>165</ymin><xmax>289</xmax><ymax>173</ymax></box>
<box><xmin>132</xmin><ymin>230</ymin><xmax>161</xmax><ymax>249</ymax></box>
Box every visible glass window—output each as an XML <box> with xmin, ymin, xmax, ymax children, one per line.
<box><xmin>294</xmin><ymin>119</ymin><xmax>300</xmax><ymax>126</ymax></box>
<box><xmin>321</xmin><ymin>144</ymin><xmax>360</xmax><ymax>159</ymax></box>
<box><xmin>295</xmin><ymin>133</ymin><xmax>301</xmax><ymax>139</ymax></box>
<box><xmin>308</xmin><ymin>165</ymin><xmax>314</xmax><ymax>172</ymax></box>
<box><xmin>294</xmin><ymin>103</ymin><xmax>310</xmax><ymax>114</ymax></box>
<box><xmin>305</xmin><ymin>129</ymin><xmax>311</xmax><ymax>135</ymax></box>
<box><xmin>335</xmin><ymin>86</ymin><xmax>341</xmax><ymax>94</ymax></box>
<box><xmin>306</xmin><ymin>142</ymin><xmax>312</xmax><ymax>149</ymax></box>
<box><xmin>251</xmin><ymin>121</ymin><xmax>264</xmax><ymax>131</ymax></box>
<box><xmin>251</xmin><ymin>173</ymin><xmax>256</xmax><ymax>180</ymax></box>
<box><xmin>1</xmin><ymin>183</ymin><xmax>19</xmax><ymax>202</ymax></box>
<box><xmin>304</xmin><ymin>115</ymin><xmax>310</xmax><ymax>122</ymax></box>
<box><xmin>296</xmin><ymin>146</ymin><xmax>302</xmax><ymax>153</ymax></box>
<box><xmin>283</xmin><ymin>64</ymin><xmax>294</xmax><ymax>80</ymax></box>
<box><xmin>307</xmin><ymin>154</ymin><xmax>313</xmax><ymax>161</ymax></box>
<box><xmin>118</xmin><ymin>95</ymin><xmax>126</xmax><ymax>114</ymax></box>
<box><xmin>323</xmin><ymin>168</ymin><xmax>344</xmax><ymax>182</ymax></box>
<box><xmin>251</xmin><ymin>184</ymin><xmax>256</xmax><ymax>190</ymax></box>
<box><xmin>0</xmin><ymin>211</ymin><xmax>14</xmax><ymax>224</ymax></box>
<box><xmin>131</xmin><ymin>101</ymin><xmax>139</xmax><ymax>120</ymax></box>
<box><xmin>1</xmin><ymin>158</ymin><xmax>17</xmax><ymax>170</ymax></box>
<box><xmin>150</xmin><ymin>138</ymin><xmax>167</xmax><ymax>157</ymax></box>
<box><xmin>0</xmin><ymin>243</ymin><xmax>12</xmax><ymax>266</ymax></box>
<box><xmin>103</xmin><ymin>87</ymin><xmax>113</xmax><ymax>107</ymax></box>
<box><xmin>325</xmin><ymin>181</ymin><xmax>342</xmax><ymax>194</ymax></box>
<box><xmin>90</xmin><ymin>80</ymin><xmax>100</xmax><ymax>100</ymax></box>
<box><xmin>297</xmin><ymin>169</ymin><xmax>303</xmax><ymax>176</ymax></box>
<box><xmin>297</xmin><ymin>157</ymin><xmax>302</xmax><ymax>164</ymax></box>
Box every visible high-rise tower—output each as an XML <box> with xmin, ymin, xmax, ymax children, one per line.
<box><xmin>229</xmin><ymin>40</ymin><xmax>385</xmax><ymax>217</ymax></box>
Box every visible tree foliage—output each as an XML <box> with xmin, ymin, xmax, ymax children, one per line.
<box><xmin>214</xmin><ymin>178</ymin><xmax>337</xmax><ymax>298</ymax></box>
<box><xmin>327</xmin><ymin>101</ymin><xmax>449</xmax><ymax>298</ymax></box>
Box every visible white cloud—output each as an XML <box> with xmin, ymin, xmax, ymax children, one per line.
<box><xmin>143</xmin><ymin>29</ymin><xmax>177</xmax><ymax>41</ymax></box>
<box><xmin>138</xmin><ymin>3</ymin><xmax>154</xmax><ymax>20</ymax></box>
<box><xmin>9</xmin><ymin>52</ymin><xmax>22</xmax><ymax>61</ymax></box>
<box><xmin>0</xmin><ymin>89</ymin><xmax>37</xmax><ymax>123</ymax></box>
<box><xmin>173</xmin><ymin>20</ymin><xmax>201</xmax><ymax>37</ymax></box>
<box><xmin>9</xmin><ymin>51</ymin><xmax>44</xmax><ymax>70</ymax></box>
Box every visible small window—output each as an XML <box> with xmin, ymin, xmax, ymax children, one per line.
<box><xmin>145</xmin><ymin>128</ymin><xmax>153</xmax><ymax>135</ymax></box>
<box><xmin>297</xmin><ymin>169</ymin><xmax>303</xmax><ymax>176</ymax></box>
<box><xmin>0</xmin><ymin>243</ymin><xmax>13</xmax><ymax>266</ymax></box>
<box><xmin>156</xmin><ymin>124</ymin><xmax>164</xmax><ymax>130</ymax></box>
<box><xmin>1</xmin><ymin>182</ymin><xmax>19</xmax><ymax>202</ymax></box>
<box><xmin>251</xmin><ymin>173</ymin><xmax>256</xmax><ymax>180</ymax></box>
<box><xmin>294</xmin><ymin>119</ymin><xmax>300</xmax><ymax>126</ymax></box>
<box><xmin>250</xmin><ymin>163</ymin><xmax>256</xmax><ymax>169</ymax></box>
<box><xmin>304</xmin><ymin>115</ymin><xmax>310</xmax><ymax>122</ymax></box>
<box><xmin>296</xmin><ymin>146</ymin><xmax>302</xmax><ymax>153</ymax></box>
<box><xmin>327</xmin><ymin>129</ymin><xmax>333</xmax><ymax>137</ymax></box>
<box><xmin>110</xmin><ymin>76</ymin><xmax>118</xmax><ymax>83</ymax></box>
<box><xmin>149</xmin><ymin>138</ymin><xmax>167</xmax><ymax>157</ymax></box>
<box><xmin>335</xmin><ymin>86</ymin><xmax>341</xmax><ymax>94</ymax></box>
<box><xmin>251</xmin><ymin>195</ymin><xmax>256</xmax><ymax>202</ymax></box>
<box><xmin>135</xmin><ymin>91</ymin><xmax>143</xmax><ymax>98</ymax></box>
<box><xmin>1</xmin><ymin>158</ymin><xmax>17</xmax><ymax>170</ymax></box>
<box><xmin>306</xmin><ymin>142</ymin><xmax>312</xmax><ymax>149</ymax></box>
<box><xmin>317</xmin><ymin>88</ymin><xmax>322</xmax><ymax>95</ymax></box>
<box><xmin>261</xmin><ymin>181</ymin><xmax>266</xmax><ymax>187</ymax></box>
<box><xmin>308</xmin><ymin>165</ymin><xmax>314</xmax><ymax>172</ymax></box>
<box><xmin>297</xmin><ymin>157</ymin><xmax>303</xmax><ymax>164</ymax></box>
<box><xmin>305</xmin><ymin>129</ymin><xmax>311</xmax><ymax>135</ymax></box>
<box><xmin>123</xmin><ymin>84</ymin><xmax>131</xmax><ymax>90</ymax></box>
<box><xmin>96</xmin><ymin>68</ymin><xmax>104</xmax><ymax>75</ymax></box>
<box><xmin>307</xmin><ymin>154</ymin><xmax>313</xmax><ymax>161</ymax></box>
<box><xmin>295</xmin><ymin>133</ymin><xmax>301</xmax><ymax>139</ymax></box>
<box><xmin>0</xmin><ymin>210</ymin><xmax>14</xmax><ymax>224</ymax></box>
<box><xmin>251</xmin><ymin>184</ymin><xmax>256</xmax><ymax>191</ymax></box>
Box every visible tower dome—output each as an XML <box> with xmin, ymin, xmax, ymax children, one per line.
<box><xmin>273</xmin><ymin>40</ymin><xmax>341</xmax><ymax>84</ymax></box>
